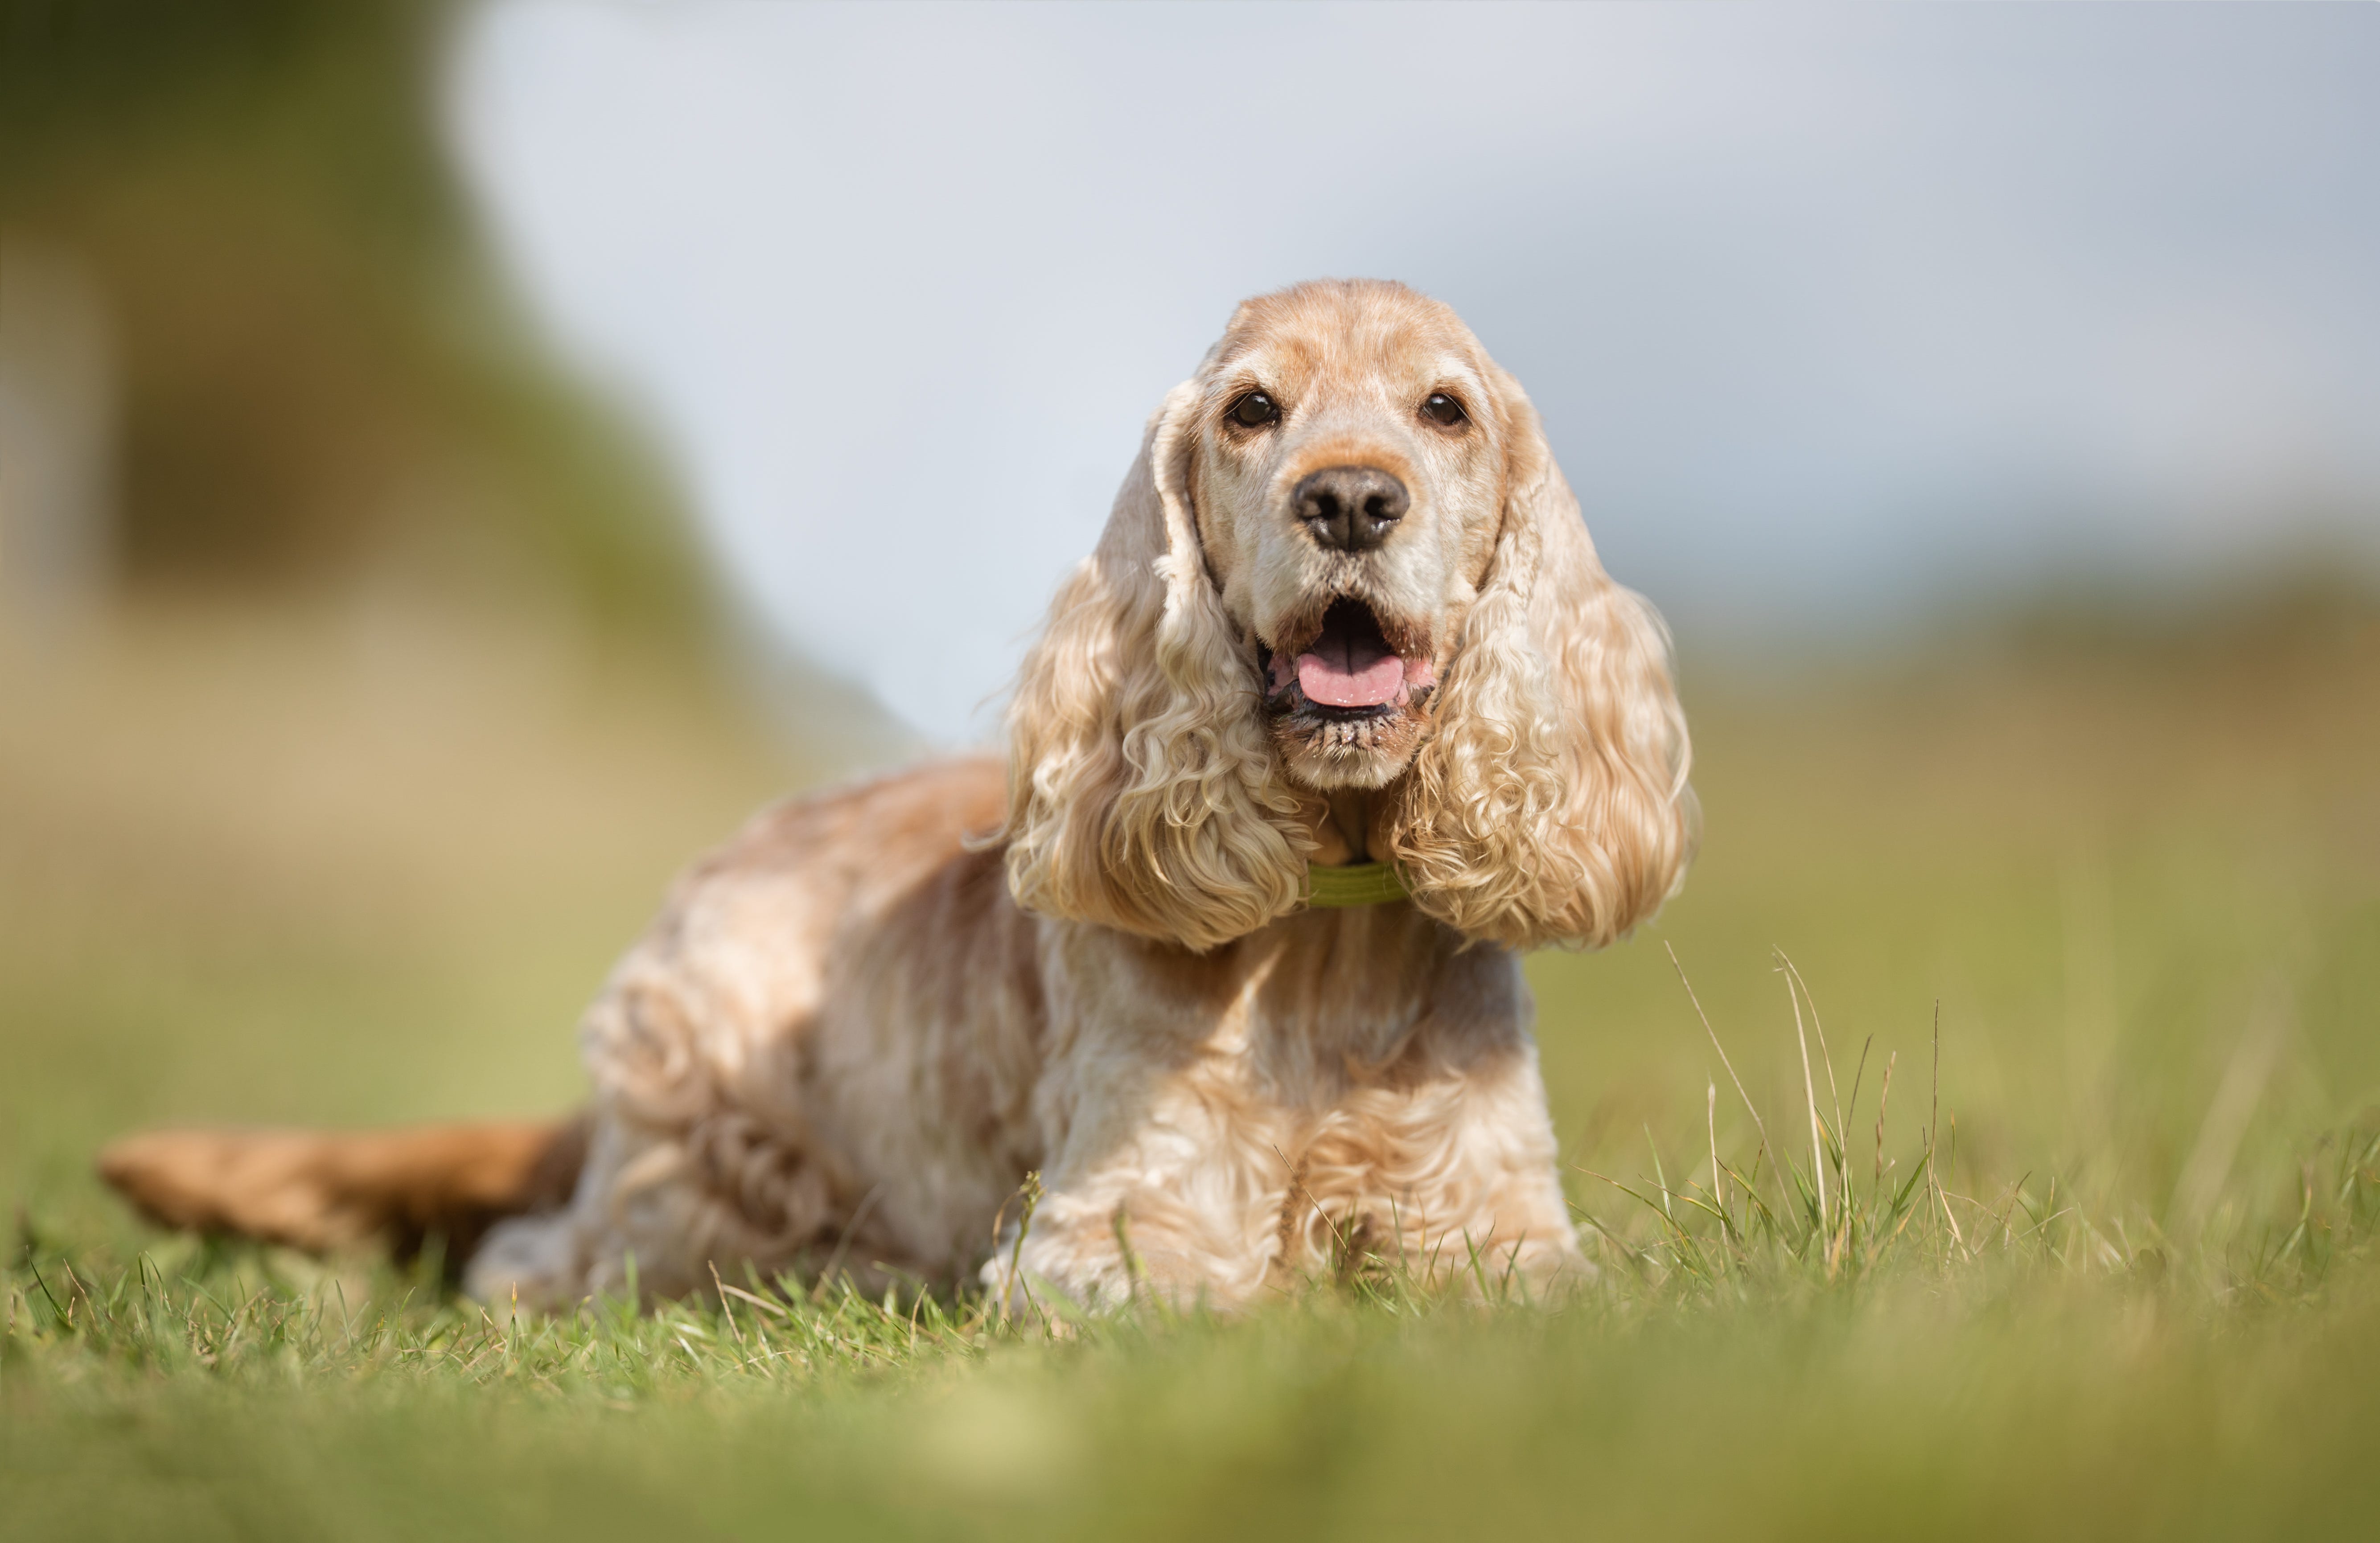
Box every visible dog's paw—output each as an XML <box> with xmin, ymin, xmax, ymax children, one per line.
<box><xmin>463</xmin><ymin>1212</ymin><xmax>587</xmax><ymax>1310</ymax></box>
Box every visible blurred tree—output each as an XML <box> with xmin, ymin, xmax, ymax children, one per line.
<box><xmin>0</xmin><ymin>0</ymin><xmax>708</xmax><ymax>638</ymax></box>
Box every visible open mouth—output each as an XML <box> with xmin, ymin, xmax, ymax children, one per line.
<box><xmin>1263</xmin><ymin>598</ymin><xmax>1433</xmax><ymax>716</ymax></box>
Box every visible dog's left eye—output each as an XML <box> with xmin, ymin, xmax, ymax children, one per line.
<box><xmin>1420</xmin><ymin>392</ymin><xmax>1468</xmax><ymax>428</ymax></box>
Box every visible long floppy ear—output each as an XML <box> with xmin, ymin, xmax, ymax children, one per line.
<box><xmin>1389</xmin><ymin>368</ymin><xmax>1698</xmax><ymax>952</ymax></box>
<box><xmin>1001</xmin><ymin>382</ymin><xmax>1311</xmax><ymax>951</ymax></box>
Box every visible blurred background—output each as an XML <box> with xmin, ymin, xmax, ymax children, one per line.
<box><xmin>3</xmin><ymin>0</ymin><xmax>2375</xmax><ymax>1247</ymax></box>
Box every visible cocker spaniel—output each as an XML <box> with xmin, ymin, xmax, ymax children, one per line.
<box><xmin>101</xmin><ymin>279</ymin><xmax>1697</xmax><ymax>1311</ymax></box>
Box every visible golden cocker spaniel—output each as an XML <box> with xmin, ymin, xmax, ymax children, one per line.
<box><xmin>101</xmin><ymin>279</ymin><xmax>1697</xmax><ymax>1311</ymax></box>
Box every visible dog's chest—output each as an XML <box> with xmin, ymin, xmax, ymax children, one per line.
<box><xmin>1131</xmin><ymin>904</ymin><xmax>1530</xmax><ymax>1112</ymax></box>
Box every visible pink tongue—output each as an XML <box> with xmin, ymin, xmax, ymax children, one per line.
<box><xmin>1297</xmin><ymin>649</ymin><xmax>1405</xmax><ymax>708</ymax></box>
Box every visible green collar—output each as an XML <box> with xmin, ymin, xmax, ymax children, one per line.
<box><xmin>1305</xmin><ymin>861</ymin><xmax>1410</xmax><ymax>909</ymax></box>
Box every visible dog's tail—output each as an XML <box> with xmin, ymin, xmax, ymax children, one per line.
<box><xmin>97</xmin><ymin>1116</ymin><xmax>588</xmax><ymax>1269</ymax></box>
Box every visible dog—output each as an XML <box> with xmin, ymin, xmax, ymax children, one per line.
<box><xmin>100</xmin><ymin>279</ymin><xmax>1697</xmax><ymax>1311</ymax></box>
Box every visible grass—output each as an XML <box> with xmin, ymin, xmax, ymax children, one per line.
<box><xmin>5</xmin><ymin>589</ymin><xmax>2379</xmax><ymax>1539</ymax></box>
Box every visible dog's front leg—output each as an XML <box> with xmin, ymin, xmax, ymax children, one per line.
<box><xmin>983</xmin><ymin>1042</ymin><xmax>1292</xmax><ymax>1315</ymax></box>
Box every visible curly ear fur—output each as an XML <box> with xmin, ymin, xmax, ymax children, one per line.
<box><xmin>1003</xmin><ymin>383</ymin><xmax>1312</xmax><ymax>951</ymax></box>
<box><xmin>1390</xmin><ymin>369</ymin><xmax>1698</xmax><ymax>952</ymax></box>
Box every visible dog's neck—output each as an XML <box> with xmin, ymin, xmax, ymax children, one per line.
<box><xmin>1307</xmin><ymin>788</ymin><xmax>1386</xmax><ymax>866</ymax></box>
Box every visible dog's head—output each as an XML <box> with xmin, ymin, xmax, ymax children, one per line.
<box><xmin>1004</xmin><ymin>279</ymin><xmax>1695</xmax><ymax>952</ymax></box>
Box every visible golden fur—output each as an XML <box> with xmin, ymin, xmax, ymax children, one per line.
<box><xmin>101</xmin><ymin>280</ymin><xmax>1696</xmax><ymax>1311</ymax></box>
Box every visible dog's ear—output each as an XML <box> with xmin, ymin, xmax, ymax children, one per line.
<box><xmin>1002</xmin><ymin>381</ymin><xmax>1309</xmax><ymax>951</ymax></box>
<box><xmin>1390</xmin><ymin>366</ymin><xmax>1697</xmax><ymax>951</ymax></box>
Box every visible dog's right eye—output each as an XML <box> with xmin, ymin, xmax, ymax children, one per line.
<box><xmin>1227</xmin><ymin>390</ymin><xmax>1281</xmax><ymax>429</ymax></box>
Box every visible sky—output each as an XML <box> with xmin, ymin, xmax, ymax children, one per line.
<box><xmin>448</xmin><ymin>2</ymin><xmax>2380</xmax><ymax>743</ymax></box>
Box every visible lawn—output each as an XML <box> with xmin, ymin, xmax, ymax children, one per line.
<box><xmin>5</xmin><ymin>591</ymin><xmax>2377</xmax><ymax>1540</ymax></box>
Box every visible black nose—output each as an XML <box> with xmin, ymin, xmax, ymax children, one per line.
<box><xmin>1293</xmin><ymin>466</ymin><xmax>1409</xmax><ymax>553</ymax></box>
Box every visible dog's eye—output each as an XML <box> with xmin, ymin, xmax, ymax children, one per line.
<box><xmin>1227</xmin><ymin>390</ymin><xmax>1281</xmax><ymax>429</ymax></box>
<box><xmin>1420</xmin><ymin>392</ymin><xmax>1468</xmax><ymax>428</ymax></box>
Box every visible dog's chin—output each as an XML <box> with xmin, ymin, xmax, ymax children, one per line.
<box><xmin>1268</xmin><ymin>701</ymin><xmax>1427</xmax><ymax>791</ymax></box>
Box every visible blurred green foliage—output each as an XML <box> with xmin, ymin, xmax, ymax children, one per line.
<box><xmin>1</xmin><ymin>0</ymin><xmax>706</xmax><ymax>634</ymax></box>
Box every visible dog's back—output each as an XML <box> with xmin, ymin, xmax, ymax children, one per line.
<box><xmin>100</xmin><ymin>757</ymin><xmax>1020</xmax><ymax>1287</ymax></box>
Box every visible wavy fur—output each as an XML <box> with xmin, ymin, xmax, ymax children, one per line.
<box><xmin>1391</xmin><ymin>369</ymin><xmax>1698</xmax><ymax>951</ymax></box>
<box><xmin>1003</xmin><ymin>383</ymin><xmax>1312</xmax><ymax>952</ymax></box>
